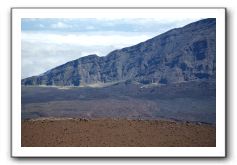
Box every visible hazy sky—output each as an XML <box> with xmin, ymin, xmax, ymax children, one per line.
<box><xmin>21</xmin><ymin>18</ymin><xmax>200</xmax><ymax>79</ymax></box>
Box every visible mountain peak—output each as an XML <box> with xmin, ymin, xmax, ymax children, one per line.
<box><xmin>81</xmin><ymin>54</ymin><xmax>99</xmax><ymax>59</ymax></box>
<box><xmin>22</xmin><ymin>18</ymin><xmax>216</xmax><ymax>86</ymax></box>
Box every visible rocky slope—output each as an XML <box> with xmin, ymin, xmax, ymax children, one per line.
<box><xmin>22</xmin><ymin>18</ymin><xmax>216</xmax><ymax>86</ymax></box>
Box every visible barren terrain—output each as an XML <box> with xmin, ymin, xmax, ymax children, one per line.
<box><xmin>22</xmin><ymin>118</ymin><xmax>215</xmax><ymax>147</ymax></box>
<box><xmin>21</xmin><ymin>81</ymin><xmax>216</xmax><ymax>124</ymax></box>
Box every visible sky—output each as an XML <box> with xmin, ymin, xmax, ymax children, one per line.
<box><xmin>21</xmin><ymin>18</ymin><xmax>201</xmax><ymax>79</ymax></box>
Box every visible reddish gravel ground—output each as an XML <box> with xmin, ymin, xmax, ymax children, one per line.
<box><xmin>21</xmin><ymin>118</ymin><xmax>216</xmax><ymax>147</ymax></box>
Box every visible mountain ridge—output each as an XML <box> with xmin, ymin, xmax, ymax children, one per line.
<box><xmin>22</xmin><ymin>18</ymin><xmax>216</xmax><ymax>86</ymax></box>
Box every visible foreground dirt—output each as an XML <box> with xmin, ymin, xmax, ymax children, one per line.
<box><xmin>22</xmin><ymin>118</ymin><xmax>216</xmax><ymax>147</ymax></box>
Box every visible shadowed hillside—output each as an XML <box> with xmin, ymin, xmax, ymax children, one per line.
<box><xmin>22</xmin><ymin>18</ymin><xmax>216</xmax><ymax>86</ymax></box>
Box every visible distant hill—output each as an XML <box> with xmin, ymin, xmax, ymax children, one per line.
<box><xmin>22</xmin><ymin>18</ymin><xmax>216</xmax><ymax>86</ymax></box>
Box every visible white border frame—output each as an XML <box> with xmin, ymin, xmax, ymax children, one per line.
<box><xmin>11</xmin><ymin>8</ymin><xmax>226</xmax><ymax>157</ymax></box>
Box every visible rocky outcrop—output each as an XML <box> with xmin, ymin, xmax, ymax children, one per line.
<box><xmin>22</xmin><ymin>18</ymin><xmax>216</xmax><ymax>86</ymax></box>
